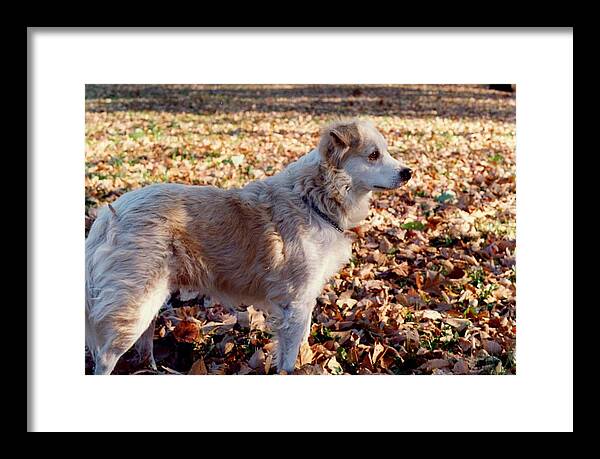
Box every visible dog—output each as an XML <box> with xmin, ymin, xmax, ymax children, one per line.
<box><xmin>85</xmin><ymin>118</ymin><xmax>412</xmax><ymax>374</ymax></box>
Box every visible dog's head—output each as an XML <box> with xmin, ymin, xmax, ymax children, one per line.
<box><xmin>318</xmin><ymin>119</ymin><xmax>412</xmax><ymax>192</ymax></box>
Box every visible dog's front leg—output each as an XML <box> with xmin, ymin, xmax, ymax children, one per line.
<box><xmin>271</xmin><ymin>302</ymin><xmax>314</xmax><ymax>374</ymax></box>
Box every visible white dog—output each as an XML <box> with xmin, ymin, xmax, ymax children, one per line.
<box><xmin>85</xmin><ymin>119</ymin><xmax>412</xmax><ymax>374</ymax></box>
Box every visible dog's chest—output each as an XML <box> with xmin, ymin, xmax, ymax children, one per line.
<box><xmin>301</xmin><ymin>227</ymin><xmax>352</xmax><ymax>286</ymax></box>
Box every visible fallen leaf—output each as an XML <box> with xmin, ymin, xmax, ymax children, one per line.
<box><xmin>415</xmin><ymin>272</ymin><xmax>424</xmax><ymax>290</ymax></box>
<box><xmin>419</xmin><ymin>359</ymin><xmax>451</xmax><ymax>371</ymax></box>
<box><xmin>208</xmin><ymin>363</ymin><xmax>227</xmax><ymax>375</ymax></box>
<box><xmin>421</xmin><ymin>310</ymin><xmax>442</xmax><ymax>321</ymax></box>
<box><xmin>420</xmin><ymin>270</ymin><xmax>446</xmax><ymax>295</ymax></box>
<box><xmin>161</xmin><ymin>366</ymin><xmax>184</xmax><ymax>375</ymax></box>
<box><xmin>336</xmin><ymin>297</ymin><xmax>358</xmax><ymax>308</ymax></box>
<box><xmin>446</xmin><ymin>318</ymin><xmax>471</xmax><ymax>332</ymax></box>
<box><xmin>237</xmin><ymin>363</ymin><xmax>254</xmax><ymax>375</ymax></box>
<box><xmin>447</xmin><ymin>266</ymin><xmax>466</xmax><ymax>279</ymax></box>
<box><xmin>248</xmin><ymin>306</ymin><xmax>266</xmax><ymax>331</ymax></box>
<box><xmin>299</xmin><ymin>343</ymin><xmax>314</xmax><ymax>366</ymax></box>
<box><xmin>326</xmin><ymin>356</ymin><xmax>344</xmax><ymax>374</ymax></box>
<box><xmin>483</xmin><ymin>340</ymin><xmax>503</xmax><ymax>355</ymax></box>
<box><xmin>201</xmin><ymin>314</ymin><xmax>237</xmax><ymax>335</ymax></box>
<box><xmin>379</xmin><ymin>236</ymin><xmax>394</xmax><ymax>254</ymax></box>
<box><xmin>372</xmin><ymin>342</ymin><xmax>386</xmax><ymax>363</ymax></box>
<box><xmin>188</xmin><ymin>358</ymin><xmax>208</xmax><ymax>375</ymax></box>
<box><xmin>392</xmin><ymin>262</ymin><xmax>410</xmax><ymax>277</ymax></box>
<box><xmin>172</xmin><ymin>320</ymin><xmax>200</xmax><ymax>343</ymax></box>
<box><xmin>295</xmin><ymin>364</ymin><xmax>327</xmax><ymax>375</ymax></box>
<box><xmin>248</xmin><ymin>349</ymin><xmax>266</xmax><ymax>370</ymax></box>
<box><xmin>230</xmin><ymin>154</ymin><xmax>245</xmax><ymax>167</ymax></box>
<box><xmin>223</xmin><ymin>341</ymin><xmax>235</xmax><ymax>354</ymax></box>
<box><xmin>264</xmin><ymin>354</ymin><xmax>273</xmax><ymax>374</ymax></box>
<box><xmin>452</xmin><ymin>359</ymin><xmax>470</xmax><ymax>374</ymax></box>
<box><xmin>458</xmin><ymin>337</ymin><xmax>472</xmax><ymax>352</ymax></box>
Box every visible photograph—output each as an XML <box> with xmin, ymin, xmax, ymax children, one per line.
<box><xmin>84</xmin><ymin>84</ymin><xmax>517</xmax><ymax>375</ymax></box>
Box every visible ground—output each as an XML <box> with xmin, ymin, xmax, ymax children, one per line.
<box><xmin>85</xmin><ymin>84</ymin><xmax>516</xmax><ymax>375</ymax></box>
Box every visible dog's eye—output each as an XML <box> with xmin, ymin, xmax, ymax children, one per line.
<box><xmin>368</xmin><ymin>150</ymin><xmax>380</xmax><ymax>161</ymax></box>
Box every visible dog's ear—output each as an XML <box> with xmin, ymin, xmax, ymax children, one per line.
<box><xmin>329</xmin><ymin>127</ymin><xmax>352</xmax><ymax>149</ymax></box>
<box><xmin>321</xmin><ymin>122</ymin><xmax>361</xmax><ymax>168</ymax></box>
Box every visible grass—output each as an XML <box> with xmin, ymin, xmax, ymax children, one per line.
<box><xmin>401</xmin><ymin>221</ymin><xmax>427</xmax><ymax>231</ymax></box>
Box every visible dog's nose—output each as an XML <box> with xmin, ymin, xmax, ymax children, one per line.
<box><xmin>399</xmin><ymin>167</ymin><xmax>412</xmax><ymax>182</ymax></box>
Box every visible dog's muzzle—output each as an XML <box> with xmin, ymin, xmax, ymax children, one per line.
<box><xmin>373</xmin><ymin>168</ymin><xmax>413</xmax><ymax>190</ymax></box>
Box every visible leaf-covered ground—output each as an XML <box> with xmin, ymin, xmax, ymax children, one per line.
<box><xmin>85</xmin><ymin>84</ymin><xmax>516</xmax><ymax>375</ymax></box>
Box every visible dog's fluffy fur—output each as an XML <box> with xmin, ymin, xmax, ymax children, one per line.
<box><xmin>85</xmin><ymin>119</ymin><xmax>412</xmax><ymax>374</ymax></box>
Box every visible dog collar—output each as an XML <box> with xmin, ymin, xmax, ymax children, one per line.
<box><xmin>301</xmin><ymin>195</ymin><xmax>345</xmax><ymax>233</ymax></box>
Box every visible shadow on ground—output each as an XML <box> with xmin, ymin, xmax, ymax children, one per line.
<box><xmin>85</xmin><ymin>84</ymin><xmax>516</xmax><ymax>121</ymax></box>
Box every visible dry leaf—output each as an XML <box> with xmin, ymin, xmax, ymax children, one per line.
<box><xmin>483</xmin><ymin>340</ymin><xmax>502</xmax><ymax>355</ymax></box>
<box><xmin>420</xmin><ymin>270</ymin><xmax>446</xmax><ymax>295</ymax></box>
<box><xmin>392</xmin><ymin>262</ymin><xmax>410</xmax><ymax>277</ymax></box>
<box><xmin>446</xmin><ymin>318</ymin><xmax>471</xmax><ymax>332</ymax></box>
<box><xmin>223</xmin><ymin>341</ymin><xmax>235</xmax><ymax>355</ymax></box>
<box><xmin>336</xmin><ymin>297</ymin><xmax>358</xmax><ymax>308</ymax></box>
<box><xmin>248</xmin><ymin>349</ymin><xmax>266</xmax><ymax>370</ymax></box>
<box><xmin>208</xmin><ymin>363</ymin><xmax>227</xmax><ymax>375</ymax></box>
<box><xmin>421</xmin><ymin>310</ymin><xmax>442</xmax><ymax>321</ymax></box>
<box><xmin>248</xmin><ymin>306</ymin><xmax>266</xmax><ymax>331</ymax></box>
<box><xmin>264</xmin><ymin>354</ymin><xmax>273</xmax><ymax>374</ymax></box>
<box><xmin>458</xmin><ymin>337</ymin><xmax>472</xmax><ymax>352</ymax></box>
<box><xmin>447</xmin><ymin>266</ymin><xmax>466</xmax><ymax>279</ymax></box>
<box><xmin>188</xmin><ymin>358</ymin><xmax>208</xmax><ymax>375</ymax></box>
<box><xmin>372</xmin><ymin>342</ymin><xmax>386</xmax><ymax>363</ymax></box>
<box><xmin>299</xmin><ymin>343</ymin><xmax>314</xmax><ymax>366</ymax></box>
<box><xmin>452</xmin><ymin>359</ymin><xmax>470</xmax><ymax>374</ymax></box>
<box><xmin>326</xmin><ymin>356</ymin><xmax>343</xmax><ymax>374</ymax></box>
<box><xmin>172</xmin><ymin>320</ymin><xmax>200</xmax><ymax>343</ymax></box>
<box><xmin>237</xmin><ymin>363</ymin><xmax>254</xmax><ymax>375</ymax></box>
<box><xmin>379</xmin><ymin>236</ymin><xmax>394</xmax><ymax>254</ymax></box>
<box><xmin>295</xmin><ymin>364</ymin><xmax>327</xmax><ymax>375</ymax></box>
<box><xmin>201</xmin><ymin>314</ymin><xmax>237</xmax><ymax>335</ymax></box>
<box><xmin>420</xmin><ymin>359</ymin><xmax>451</xmax><ymax>371</ymax></box>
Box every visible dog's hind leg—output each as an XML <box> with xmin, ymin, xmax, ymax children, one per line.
<box><xmin>91</xmin><ymin>276</ymin><xmax>170</xmax><ymax>375</ymax></box>
<box><xmin>134</xmin><ymin>317</ymin><xmax>158</xmax><ymax>371</ymax></box>
<box><xmin>271</xmin><ymin>303</ymin><xmax>314</xmax><ymax>374</ymax></box>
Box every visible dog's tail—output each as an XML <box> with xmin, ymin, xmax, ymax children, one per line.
<box><xmin>85</xmin><ymin>277</ymin><xmax>98</xmax><ymax>359</ymax></box>
<box><xmin>85</xmin><ymin>204</ymin><xmax>118</xmax><ymax>358</ymax></box>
